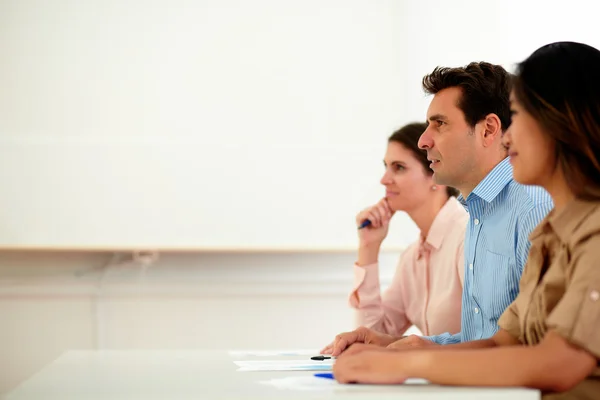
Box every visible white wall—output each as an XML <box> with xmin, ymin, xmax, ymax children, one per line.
<box><xmin>0</xmin><ymin>251</ymin><xmax>404</xmax><ymax>394</ymax></box>
<box><xmin>0</xmin><ymin>0</ymin><xmax>418</xmax><ymax>251</ymax></box>
<box><xmin>2</xmin><ymin>0</ymin><xmax>598</xmax><ymax>251</ymax></box>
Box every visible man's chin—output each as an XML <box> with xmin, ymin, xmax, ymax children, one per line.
<box><xmin>432</xmin><ymin>172</ymin><xmax>446</xmax><ymax>184</ymax></box>
<box><xmin>432</xmin><ymin>173</ymin><xmax>454</xmax><ymax>189</ymax></box>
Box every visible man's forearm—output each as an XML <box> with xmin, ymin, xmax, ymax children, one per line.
<box><xmin>422</xmin><ymin>331</ymin><xmax>461</xmax><ymax>345</ymax></box>
<box><xmin>421</xmin><ymin>328</ymin><xmax>518</xmax><ymax>349</ymax></box>
<box><xmin>389</xmin><ymin>337</ymin><xmax>497</xmax><ymax>353</ymax></box>
<box><xmin>435</xmin><ymin>338</ymin><xmax>497</xmax><ymax>349</ymax></box>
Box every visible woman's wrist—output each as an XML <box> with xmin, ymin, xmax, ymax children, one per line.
<box><xmin>357</xmin><ymin>243</ymin><xmax>381</xmax><ymax>266</ymax></box>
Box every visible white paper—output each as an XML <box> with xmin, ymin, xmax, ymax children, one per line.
<box><xmin>235</xmin><ymin>359</ymin><xmax>334</xmax><ymax>371</ymax></box>
<box><xmin>259</xmin><ymin>376</ymin><xmax>340</xmax><ymax>391</ymax></box>
<box><xmin>258</xmin><ymin>376</ymin><xmax>430</xmax><ymax>391</ymax></box>
<box><xmin>404</xmin><ymin>378</ymin><xmax>430</xmax><ymax>384</ymax></box>
<box><xmin>228</xmin><ymin>349</ymin><xmax>319</xmax><ymax>357</ymax></box>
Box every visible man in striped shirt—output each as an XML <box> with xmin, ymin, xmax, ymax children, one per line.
<box><xmin>413</xmin><ymin>62</ymin><xmax>553</xmax><ymax>346</ymax></box>
<box><xmin>326</xmin><ymin>62</ymin><xmax>553</xmax><ymax>355</ymax></box>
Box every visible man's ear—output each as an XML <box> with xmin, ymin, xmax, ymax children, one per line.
<box><xmin>480</xmin><ymin>113</ymin><xmax>502</xmax><ymax>147</ymax></box>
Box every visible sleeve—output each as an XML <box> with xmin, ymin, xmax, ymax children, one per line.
<box><xmin>498</xmin><ymin>240</ymin><xmax>548</xmax><ymax>340</ymax></box>
<box><xmin>546</xmin><ymin>236</ymin><xmax>600</xmax><ymax>358</ymax></box>
<box><xmin>348</xmin><ymin>262</ymin><xmax>379</xmax><ymax>309</ymax></box>
<box><xmin>497</xmin><ymin>300</ymin><xmax>521</xmax><ymax>340</ymax></box>
<box><xmin>515</xmin><ymin>202</ymin><xmax>553</xmax><ymax>274</ymax></box>
<box><xmin>422</xmin><ymin>331</ymin><xmax>462</xmax><ymax>345</ymax></box>
<box><xmin>349</xmin><ymin>253</ymin><xmax>411</xmax><ymax>336</ymax></box>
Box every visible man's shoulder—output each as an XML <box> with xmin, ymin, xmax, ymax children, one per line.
<box><xmin>502</xmin><ymin>181</ymin><xmax>553</xmax><ymax>214</ymax></box>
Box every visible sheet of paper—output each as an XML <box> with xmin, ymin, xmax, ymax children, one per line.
<box><xmin>235</xmin><ymin>359</ymin><xmax>334</xmax><ymax>371</ymax></box>
<box><xmin>259</xmin><ymin>376</ymin><xmax>340</xmax><ymax>391</ymax></box>
<box><xmin>228</xmin><ymin>349</ymin><xmax>319</xmax><ymax>357</ymax></box>
<box><xmin>258</xmin><ymin>376</ymin><xmax>430</xmax><ymax>391</ymax></box>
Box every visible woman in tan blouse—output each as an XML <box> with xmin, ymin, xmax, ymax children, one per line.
<box><xmin>331</xmin><ymin>41</ymin><xmax>600</xmax><ymax>399</ymax></box>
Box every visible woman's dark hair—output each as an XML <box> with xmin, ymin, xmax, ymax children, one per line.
<box><xmin>388</xmin><ymin>122</ymin><xmax>460</xmax><ymax>198</ymax></box>
<box><xmin>513</xmin><ymin>41</ymin><xmax>600</xmax><ymax>200</ymax></box>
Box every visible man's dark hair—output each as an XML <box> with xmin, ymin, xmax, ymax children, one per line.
<box><xmin>422</xmin><ymin>62</ymin><xmax>512</xmax><ymax>130</ymax></box>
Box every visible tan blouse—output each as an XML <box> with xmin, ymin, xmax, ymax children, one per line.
<box><xmin>498</xmin><ymin>199</ymin><xmax>600</xmax><ymax>399</ymax></box>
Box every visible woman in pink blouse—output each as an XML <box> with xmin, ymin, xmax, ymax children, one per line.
<box><xmin>322</xmin><ymin>122</ymin><xmax>467</xmax><ymax>353</ymax></box>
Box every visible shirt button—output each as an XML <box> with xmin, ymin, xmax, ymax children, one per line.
<box><xmin>469</xmin><ymin>263</ymin><xmax>473</xmax><ymax>270</ymax></box>
<box><xmin>474</xmin><ymin>219</ymin><xmax>480</xmax><ymax>225</ymax></box>
<box><xmin>591</xmin><ymin>290</ymin><xmax>599</xmax><ymax>301</ymax></box>
<box><xmin>474</xmin><ymin>307</ymin><xmax>479</xmax><ymax>313</ymax></box>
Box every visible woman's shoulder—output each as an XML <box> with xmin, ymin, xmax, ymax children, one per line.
<box><xmin>420</xmin><ymin>197</ymin><xmax>468</xmax><ymax>255</ymax></box>
<box><xmin>575</xmin><ymin>203</ymin><xmax>600</xmax><ymax>235</ymax></box>
<box><xmin>399</xmin><ymin>240</ymin><xmax>422</xmax><ymax>261</ymax></box>
<box><xmin>440</xmin><ymin>197</ymin><xmax>469</xmax><ymax>237</ymax></box>
<box><xmin>566</xmin><ymin>201</ymin><xmax>600</xmax><ymax>249</ymax></box>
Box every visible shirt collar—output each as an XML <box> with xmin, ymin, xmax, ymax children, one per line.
<box><xmin>530</xmin><ymin>199</ymin><xmax>598</xmax><ymax>243</ymax></box>
<box><xmin>422</xmin><ymin>196</ymin><xmax>465</xmax><ymax>251</ymax></box>
<box><xmin>460</xmin><ymin>158</ymin><xmax>513</xmax><ymax>204</ymax></box>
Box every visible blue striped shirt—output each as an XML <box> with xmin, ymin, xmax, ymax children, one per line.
<box><xmin>425</xmin><ymin>158</ymin><xmax>553</xmax><ymax>344</ymax></box>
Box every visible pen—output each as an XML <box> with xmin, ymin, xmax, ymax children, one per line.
<box><xmin>357</xmin><ymin>219</ymin><xmax>371</xmax><ymax>229</ymax></box>
<box><xmin>310</xmin><ymin>356</ymin><xmax>332</xmax><ymax>360</ymax></box>
<box><xmin>314</xmin><ymin>373</ymin><xmax>335</xmax><ymax>380</ymax></box>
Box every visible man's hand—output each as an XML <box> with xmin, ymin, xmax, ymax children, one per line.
<box><xmin>320</xmin><ymin>326</ymin><xmax>397</xmax><ymax>356</ymax></box>
<box><xmin>386</xmin><ymin>335</ymin><xmax>437</xmax><ymax>350</ymax></box>
<box><xmin>333</xmin><ymin>349</ymin><xmax>409</xmax><ymax>384</ymax></box>
<box><xmin>339</xmin><ymin>343</ymin><xmax>391</xmax><ymax>356</ymax></box>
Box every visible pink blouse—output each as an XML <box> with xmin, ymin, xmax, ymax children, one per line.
<box><xmin>349</xmin><ymin>197</ymin><xmax>468</xmax><ymax>337</ymax></box>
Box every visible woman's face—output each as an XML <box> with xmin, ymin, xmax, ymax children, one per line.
<box><xmin>380</xmin><ymin>141</ymin><xmax>436</xmax><ymax>212</ymax></box>
<box><xmin>502</xmin><ymin>91</ymin><xmax>556</xmax><ymax>187</ymax></box>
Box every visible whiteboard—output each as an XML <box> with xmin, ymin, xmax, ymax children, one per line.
<box><xmin>0</xmin><ymin>138</ymin><xmax>395</xmax><ymax>250</ymax></box>
<box><xmin>0</xmin><ymin>0</ymin><xmax>597</xmax><ymax>250</ymax></box>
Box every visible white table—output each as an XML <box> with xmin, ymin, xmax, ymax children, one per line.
<box><xmin>5</xmin><ymin>350</ymin><xmax>541</xmax><ymax>400</ymax></box>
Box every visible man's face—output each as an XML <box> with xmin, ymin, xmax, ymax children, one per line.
<box><xmin>418</xmin><ymin>87</ymin><xmax>478</xmax><ymax>189</ymax></box>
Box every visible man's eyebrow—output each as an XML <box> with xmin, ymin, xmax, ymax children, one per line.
<box><xmin>428</xmin><ymin>114</ymin><xmax>448</xmax><ymax>122</ymax></box>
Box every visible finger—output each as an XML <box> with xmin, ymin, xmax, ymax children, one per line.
<box><xmin>366</xmin><ymin>209</ymin><xmax>382</xmax><ymax>228</ymax></box>
<box><xmin>383</xmin><ymin>198</ymin><xmax>395</xmax><ymax>218</ymax></box>
<box><xmin>377</xmin><ymin>199</ymin><xmax>391</xmax><ymax>220</ymax></box>
<box><xmin>332</xmin><ymin>361</ymin><xmax>344</xmax><ymax>383</ymax></box>
<box><xmin>332</xmin><ymin>356</ymin><xmax>360</xmax><ymax>384</ymax></box>
<box><xmin>376</xmin><ymin>203</ymin><xmax>390</xmax><ymax>224</ymax></box>
<box><xmin>346</xmin><ymin>343</ymin><xmax>386</xmax><ymax>357</ymax></box>
<box><xmin>374</xmin><ymin>205</ymin><xmax>386</xmax><ymax>224</ymax></box>
<box><xmin>331</xmin><ymin>338</ymin><xmax>350</xmax><ymax>357</ymax></box>
<box><xmin>355</xmin><ymin>326</ymin><xmax>379</xmax><ymax>344</ymax></box>
<box><xmin>320</xmin><ymin>343</ymin><xmax>333</xmax><ymax>354</ymax></box>
<box><xmin>331</xmin><ymin>331</ymin><xmax>359</xmax><ymax>356</ymax></box>
<box><xmin>386</xmin><ymin>341</ymin><xmax>400</xmax><ymax>350</ymax></box>
<box><xmin>355</xmin><ymin>210</ymin><xmax>370</xmax><ymax>226</ymax></box>
<box><xmin>341</xmin><ymin>343</ymin><xmax>367</xmax><ymax>357</ymax></box>
<box><xmin>359</xmin><ymin>212</ymin><xmax>375</xmax><ymax>229</ymax></box>
<box><xmin>334</xmin><ymin>326</ymin><xmax>380</xmax><ymax>356</ymax></box>
<box><xmin>332</xmin><ymin>358</ymin><xmax>349</xmax><ymax>383</ymax></box>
